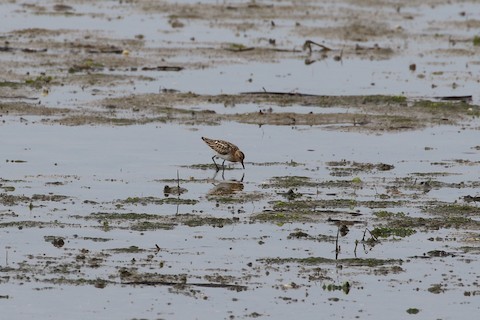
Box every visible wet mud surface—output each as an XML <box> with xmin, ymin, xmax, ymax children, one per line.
<box><xmin>1</xmin><ymin>0</ymin><xmax>480</xmax><ymax>319</ymax></box>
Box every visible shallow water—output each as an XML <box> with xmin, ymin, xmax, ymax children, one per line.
<box><xmin>2</xmin><ymin>0</ymin><xmax>480</xmax><ymax>105</ymax></box>
<box><xmin>2</xmin><ymin>0</ymin><xmax>480</xmax><ymax>319</ymax></box>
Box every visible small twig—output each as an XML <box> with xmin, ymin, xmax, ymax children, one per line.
<box><xmin>176</xmin><ymin>170</ymin><xmax>180</xmax><ymax>189</ymax></box>
<box><xmin>176</xmin><ymin>170</ymin><xmax>180</xmax><ymax>215</ymax></box>
<box><xmin>335</xmin><ymin>226</ymin><xmax>340</xmax><ymax>260</ymax></box>
<box><xmin>333</xmin><ymin>45</ymin><xmax>344</xmax><ymax>63</ymax></box>
<box><xmin>302</xmin><ymin>40</ymin><xmax>332</xmax><ymax>54</ymax></box>
<box><xmin>142</xmin><ymin>66</ymin><xmax>184</xmax><ymax>72</ymax></box>
<box><xmin>361</xmin><ymin>228</ymin><xmax>368</xmax><ymax>241</ymax></box>
<box><xmin>362</xmin><ymin>228</ymin><xmax>378</xmax><ymax>242</ymax></box>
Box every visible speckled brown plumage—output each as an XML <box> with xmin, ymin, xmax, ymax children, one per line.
<box><xmin>202</xmin><ymin>137</ymin><xmax>245</xmax><ymax>170</ymax></box>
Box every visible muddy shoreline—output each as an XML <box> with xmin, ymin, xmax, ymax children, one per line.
<box><xmin>1</xmin><ymin>0</ymin><xmax>480</xmax><ymax>319</ymax></box>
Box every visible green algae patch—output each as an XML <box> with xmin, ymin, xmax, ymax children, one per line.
<box><xmin>87</xmin><ymin>212</ymin><xmax>163</xmax><ymax>220</ymax></box>
<box><xmin>413</xmin><ymin>100</ymin><xmax>479</xmax><ymax>116</ymax></box>
<box><xmin>44</xmin><ymin>277</ymin><xmax>114</xmax><ymax>287</ymax></box>
<box><xmin>0</xmin><ymin>194</ymin><xmax>30</xmax><ymax>206</ymax></box>
<box><xmin>32</xmin><ymin>194</ymin><xmax>70</xmax><ymax>202</ymax></box>
<box><xmin>252</xmin><ymin>211</ymin><xmax>306</xmax><ymax>223</ymax></box>
<box><xmin>406</xmin><ymin>308</ymin><xmax>420</xmax><ymax>315</ymax></box>
<box><xmin>86</xmin><ymin>212</ymin><xmax>178</xmax><ymax>231</ymax></box>
<box><xmin>391</xmin><ymin>216</ymin><xmax>479</xmax><ymax>230</ymax></box>
<box><xmin>163</xmin><ymin>198</ymin><xmax>198</xmax><ymax>205</ymax></box>
<box><xmin>424</xmin><ymin>203</ymin><xmax>480</xmax><ymax>216</ymax></box>
<box><xmin>183</xmin><ymin>216</ymin><xmax>234</xmax><ymax>227</ymax></box>
<box><xmin>371</xmin><ymin>227</ymin><xmax>416</xmax><ymax>238</ymax></box>
<box><xmin>373</xmin><ymin>209</ymin><xmax>480</xmax><ymax>231</ymax></box>
<box><xmin>90</xmin><ymin>92</ymin><xmax>479</xmax><ymax>130</ymax></box>
<box><xmin>224</xmin><ymin>42</ymin><xmax>254</xmax><ymax>52</ymax></box>
<box><xmin>326</xmin><ymin>161</ymin><xmax>394</xmax><ymax>176</ymax></box>
<box><xmin>108</xmin><ymin>246</ymin><xmax>146</xmax><ymax>253</ymax></box>
<box><xmin>274</xmin><ymin>199</ymin><xmax>358</xmax><ymax>210</ymax></box>
<box><xmin>131</xmin><ymin>221</ymin><xmax>176</xmax><ymax>231</ymax></box>
<box><xmin>0</xmin><ymin>220</ymin><xmax>73</xmax><ymax>229</ymax></box>
<box><xmin>0</xmin><ymin>80</ymin><xmax>24</xmax><ymax>88</ymax></box>
<box><xmin>1</xmin><ymin>192</ymin><xmax>71</xmax><ymax>206</ymax></box>
<box><xmin>264</xmin><ymin>176</ymin><xmax>317</xmax><ymax>188</ymax></box>
<box><xmin>287</xmin><ymin>230</ymin><xmax>316</xmax><ymax>240</ymax></box>
<box><xmin>474</xmin><ymin>35</ymin><xmax>480</xmax><ymax>46</ymax></box>
<box><xmin>119</xmin><ymin>269</ymin><xmax>188</xmax><ymax>284</ymax></box>
<box><xmin>207</xmin><ymin>192</ymin><xmax>266</xmax><ymax>204</ymax></box>
<box><xmin>25</xmin><ymin>75</ymin><xmax>54</xmax><ymax>88</ymax></box>
<box><xmin>361</xmin><ymin>95</ymin><xmax>407</xmax><ymax>105</ymax></box>
<box><xmin>427</xmin><ymin>284</ymin><xmax>444</xmax><ymax>294</ymax></box>
<box><xmin>120</xmin><ymin>196</ymin><xmax>198</xmax><ymax>206</ymax></box>
<box><xmin>55</xmin><ymin>115</ymin><xmax>169</xmax><ymax>126</ymax></box>
<box><xmin>252</xmin><ymin>197</ymin><xmax>405</xmax><ymax>223</ymax></box>
<box><xmin>68</xmin><ymin>59</ymin><xmax>105</xmax><ymax>73</ymax></box>
<box><xmin>251</xmin><ymin>161</ymin><xmax>304</xmax><ymax>167</ymax></box>
<box><xmin>373</xmin><ymin>211</ymin><xmax>407</xmax><ymax>219</ymax></box>
<box><xmin>81</xmin><ymin>212</ymin><xmax>239</xmax><ymax>230</ymax></box>
<box><xmin>260</xmin><ymin>256</ymin><xmax>402</xmax><ymax>267</ymax></box>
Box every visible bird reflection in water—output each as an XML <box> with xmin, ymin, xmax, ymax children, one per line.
<box><xmin>208</xmin><ymin>172</ymin><xmax>244</xmax><ymax>196</ymax></box>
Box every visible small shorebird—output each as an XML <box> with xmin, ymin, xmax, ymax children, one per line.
<box><xmin>202</xmin><ymin>137</ymin><xmax>245</xmax><ymax>171</ymax></box>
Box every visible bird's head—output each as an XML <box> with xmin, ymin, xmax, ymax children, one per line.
<box><xmin>236</xmin><ymin>150</ymin><xmax>245</xmax><ymax>169</ymax></box>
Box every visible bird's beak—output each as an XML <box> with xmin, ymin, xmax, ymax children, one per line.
<box><xmin>241</xmin><ymin>161</ymin><xmax>245</xmax><ymax>169</ymax></box>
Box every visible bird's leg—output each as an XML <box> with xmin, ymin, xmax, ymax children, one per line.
<box><xmin>212</xmin><ymin>155</ymin><xmax>220</xmax><ymax>171</ymax></box>
<box><xmin>222</xmin><ymin>160</ymin><xmax>226</xmax><ymax>172</ymax></box>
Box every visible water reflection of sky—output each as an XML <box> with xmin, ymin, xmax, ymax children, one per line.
<box><xmin>2</xmin><ymin>121</ymin><xmax>478</xmax><ymax>204</ymax></box>
<box><xmin>1</xmin><ymin>1</ymin><xmax>479</xmax><ymax>104</ymax></box>
<box><xmin>2</xmin><ymin>1</ymin><xmax>480</xmax><ymax>319</ymax></box>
